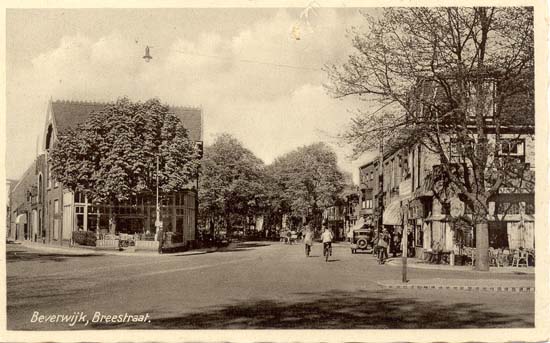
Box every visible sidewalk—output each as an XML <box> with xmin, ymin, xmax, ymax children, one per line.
<box><xmin>385</xmin><ymin>257</ymin><xmax>534</xmax><ymax>274</ymax></box>
<box><xmin>15</xmin><ymin>240</ymin><xmax>213</xmax><ymax>257</ymax></box>
<box><xmin>377</xmin><ymin>277</ymin><xmax>535</xmax><ymax>293</ymax></box>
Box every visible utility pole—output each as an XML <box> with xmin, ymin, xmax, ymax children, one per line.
<box><xmin>402</xmin><ymin>200</ymin><xmax>409</xmax><ymax>283</ymax></box>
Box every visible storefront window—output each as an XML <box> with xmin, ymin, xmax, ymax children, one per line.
<box><xmin>76</xmin><ymin>206</ymin><xmax>84</xmax><ymax>230</ymax></box>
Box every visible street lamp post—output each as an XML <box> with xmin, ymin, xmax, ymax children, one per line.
<box><xmin>155</xmin><ymin>155</ymin><xmax>162</xmax><ymax>234</ymax></box>
<box><xmin>402</xmin><ymin>200</ymin><xmax>409</xmax><ymax>283</ymax></box>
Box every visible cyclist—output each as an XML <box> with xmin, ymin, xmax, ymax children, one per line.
<box><xmin>303</xmin><ymin>224</ymin><xmax>314</xmax><ymax>257</ymax></box>
<box><xmin>321</xmin><ymin>226</ymin><xmax>334</xmax><ymax>259</ymax></box>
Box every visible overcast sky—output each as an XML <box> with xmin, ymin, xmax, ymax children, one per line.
<box><xmin>6</xmin><ymin>7</ymin><xmax>378</xmax><ymax>182</ymax></box>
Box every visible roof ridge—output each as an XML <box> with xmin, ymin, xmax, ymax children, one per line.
<box><xmin>52</xmin><ymin>99</ymin><xmax>200</xmax><ymax>110</ymax></box>
<box><xmin>169</xmin><ymin>105</ymin><xmax>202</xmax><ymax>111</ymax></box>
<box><xmin>52</xmin><ymin>99</ymin><xmax>113</xmax><ymax>106</ymax></box>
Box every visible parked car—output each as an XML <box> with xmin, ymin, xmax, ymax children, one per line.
<box><xmin>350</xmin><ymin>227</ymin><xmax>375</xmax><ymax>254</ymax></box>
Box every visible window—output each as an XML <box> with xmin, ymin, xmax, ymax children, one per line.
<box><xmin>500</xmin><ymin>139</ymin><xmax>525</xmax><ymax>156</ymax></box>
<box><xmin>525</xmin><ymin>202</ymin><xmax>535</xmax><ymax>215</ymax></box>
<box><xmin>365</xmin><ymin>199</ymin><xmax>373</xmax><ymax>209</ymax></box>
<box><xmin>497</xmin><ymin>202</ymin><xmax>520</xmax><ymax>215</ymax></box>
<box><xmin>48</xmin><ymin>166</ymin><xmax>52</xmax><ymax>189</ymax></box>
<box><xmin>53</xmin><ymin>219</ymin><xmax>60</xmax><ymax>240</ymax></box>
<box><xmin>54</xmin><ymin>200</ymin><xmax>59</xmax><ymax>214</ymax></box>
<box><xmin>74</xmin><ymin>192</ymin><xmax>86</xmax><ymax>204</ymax></box>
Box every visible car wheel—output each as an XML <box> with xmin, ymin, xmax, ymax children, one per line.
<box><xmin>357</xmin><ymin>238</ymin><xmax>368</xmax><ymax>249</ymax></box>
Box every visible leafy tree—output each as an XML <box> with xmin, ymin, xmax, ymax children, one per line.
<box><xmin>198</xmin><ymin>134</ymin><xmax>267</xmax><ymax>236</ymax></box>
<box><xmin>50</xmin><ymin>97</ymin><xmax>201</xmax><ymax>212</ymax></box>
<box><xmin>268</xmin><ymin>143</ymin><xmax>345</xmax><ymax>230</ymax></box>
<box><xmin>327</xmin><ymin>7</ymin><xmax>534</xmax><ymax>270</ymax></box>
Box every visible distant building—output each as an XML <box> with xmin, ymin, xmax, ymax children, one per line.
<box><xmin>9</xmin><ymin>99</ymin><xmax>202</xmax><ymax>247</ymax></box>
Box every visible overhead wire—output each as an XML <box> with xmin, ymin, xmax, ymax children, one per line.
<box><xmin>143</xmin><ymin>44</ymin><xmax>324</xmax><ymax>72</ymax></box>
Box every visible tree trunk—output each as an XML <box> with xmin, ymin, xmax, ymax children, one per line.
<box><xmin>475</xmin><ymin>221</ymin><xmax>489</xmax><ymax>271</ymax></box>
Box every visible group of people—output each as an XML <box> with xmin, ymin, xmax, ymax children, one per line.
<box><xmin>302</xmin><ymin>224</ymin><xmax>392</xmax><ymax>263</ymax></box>
<box><xmin>302</xmin><ymin>225</ymin><xmax>334</xmax><ymax>258</ymax></box>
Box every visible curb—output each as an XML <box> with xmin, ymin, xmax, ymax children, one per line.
<box><xmin>384</xmin><ymin>259</ymin><xmax>535</xmax><ymax>274</ymax></box>
<box><xmin>377</xmin><ymin>282</ymin><xmax>535</xmax><ymax>293</ymax></box>
<box><xmin>15</xmin><ymin>241</ymin><xmax>212</xmax><ymax>257</ymax></box>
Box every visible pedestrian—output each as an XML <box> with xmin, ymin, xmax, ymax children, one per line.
<box><xmin>377</xmin><ymin>228</ymin><xmax>390</xmax><ymax>264</ymax></box>
<box><xmin>303</xmin><ymin>224</ymin><xmax>314</xmax><ymax>257</ymax></box>
<box><xmin>156</xmin><ymin>227</ymin><xmax>164</xmax><ymax>254</ymax></box>
<box><xmin>286</xmin><ymin>230</ymin><xmax>292</xmax><ymax>245</ymax></box>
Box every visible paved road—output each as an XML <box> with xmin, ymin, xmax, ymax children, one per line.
<box><xmin>7</xmin><ymin>241</ymin><xmax>534</xmax><ymax>330</ymax></box>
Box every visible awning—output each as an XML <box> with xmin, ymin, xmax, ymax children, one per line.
<box><xmin>348</xmin><ymin>216</ymin><xmax>365</xmax><ymax>238</ymax></box>
<box><xmin>15</xmin><ymin>213</ymin><xmax>27</xmax><ymax>224</ymax></box>
<box><xmin>383</xmin><ymin>201</ymin><xmax>402</xmax><ymax>226</ymax></box>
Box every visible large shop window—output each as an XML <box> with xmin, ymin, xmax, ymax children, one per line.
<box><xmin>76</xmin><ymin>206</ymin><xmax>84</xmax><ymax>230</ymax></box>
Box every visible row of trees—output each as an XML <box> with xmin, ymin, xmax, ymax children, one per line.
<box><xmin>198</xmin><ymin>134</ymin><xmax>346</xmax><ymax>237</ymax></box>
<box><xmin>49</xmin><ymin>98</ymin><xmax>348</xmax><ymax>237</ymax></box>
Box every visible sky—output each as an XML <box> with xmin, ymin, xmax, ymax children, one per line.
<box><xmin>6</xmin><ymin>7</ymin><xmax>378</xmax><ymax>182</ymax></box>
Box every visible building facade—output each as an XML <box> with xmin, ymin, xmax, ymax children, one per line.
<box><xmin>9</xmin><ymin>99</ymin><xmax>202</xmax><ymax>247</ymax></box>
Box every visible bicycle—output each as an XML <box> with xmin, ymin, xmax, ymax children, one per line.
<box><xmin>323</xmin><ymin>242</ymin><xmax>332</xmax><ymax>262</ymax></box>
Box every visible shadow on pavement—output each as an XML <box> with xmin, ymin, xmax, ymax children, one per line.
<box><xmin>214</xmin><ymin>242</ymin><xmax>271</xmax><ymax>253</ymax></box>
<box><xmin>96</xmin><ymin>289</ymin><xmax>533</xmax><ymax>329</ymax></box>
<box><xmin>6</xmin><ymin>249</ymin><xmax>98</xmax><ymax>263</ymax></box>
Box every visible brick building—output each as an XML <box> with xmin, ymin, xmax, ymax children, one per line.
<box><xmin>9</xmin><ymin>99</ymin><xmax>202</xmax><ymax>247</ymax></box>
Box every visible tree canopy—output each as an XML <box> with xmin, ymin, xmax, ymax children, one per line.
<box><xmin>326</xmin><ymin>7</ymin><xmax>534</xmax><ymax>270</ymax></box>
<box><xmin>49</xmin><ymin>98</ymin><xmax>201</xmax><ymax>203</ymax></box>
<box><xmin>268</xmin><ymin>143</ymin><xmax>345</xmax><ymax>225</ymax></box>
<box><xmin>327</xmin><ymin>7</ymin><xmax>533</xmax><ymax>212</ymax></box>
<box><xmin>198</xmin><ymin>134</ymin><xmax>267</xmax><ymax>231</ymax></box>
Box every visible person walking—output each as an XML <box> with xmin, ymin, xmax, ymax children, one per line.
<box><xmin>156</xmin><ymin>227</ymin><xmax>165</xmax><ymax>254</ymax></box>
<box><xmin>303</xmin><ymin>225</ymin><xmax>314</xmax><ymax>257</ymax></box>
<box><xmin>377</xmin><ymin>228</ymin><xmax>390</xmax><ymax>264</ymax></box>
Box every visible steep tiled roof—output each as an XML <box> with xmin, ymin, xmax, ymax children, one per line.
<box><xmin>51</xmin><ymin>100</ymin><xmax>202</xmax><ymax>141</ymax></box>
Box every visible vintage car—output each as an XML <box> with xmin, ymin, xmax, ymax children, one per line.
<box><xmin>350</xmin><ymin>227</ymin><xmax>375</xmax><ymax>254</ymax></box>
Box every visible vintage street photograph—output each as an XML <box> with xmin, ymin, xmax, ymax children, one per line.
<box><xmin>3</xmin><ymin>2</ymin><xmax>546</xmax><ymax>339</ymax></box>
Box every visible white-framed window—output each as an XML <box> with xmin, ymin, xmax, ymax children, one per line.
<box><xmin>365</xmin><ymin>199</ymin><xmax>373</xmax><ymax>209</ymax></box>
<box><xmin>499</xmin><ymin>139</ymin><xmax>525</xmax><ymax>157</ymax></box>
<box><xmin>54</xmin><ymin>199</ymin><xmax>59</xmax><ymax>214</ymax></box>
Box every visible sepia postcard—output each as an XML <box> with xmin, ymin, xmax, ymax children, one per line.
<box><xmin>1</xmin><ymin>0</ymin><xmax>548</xmax><ymax>342</ymax></box>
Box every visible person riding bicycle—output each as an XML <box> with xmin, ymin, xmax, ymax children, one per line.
<box><xmin>303</xmin><ymin>224</ymin><xmax>314</xmax><ymax>257</ymax></box>
<box><xmin>321</xmin><ymin>226</ymin><xmax>334</xmax><ymax>257</ymax></box>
